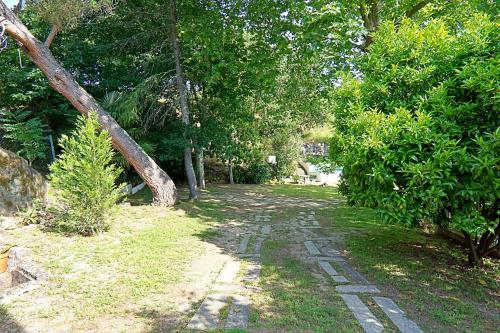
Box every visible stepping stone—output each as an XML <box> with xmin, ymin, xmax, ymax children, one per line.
<box><xmin>304</xmin><ymin>241</ymin><xmax>322</xmax><ymax>255</ymax></box>
<box><xmin>310</xmin><ymin>256</ymin><xmax>346</xmax><ymax>262</ymax></box>
<box><xmin>340</xmin><ymin>294</ymin><xmax>384</xmax><ymax>333</ymax></box>
<box><xmin>216</xmin><ymin>261</ymin><xmax>241</xmax><ymax>284</ymax></box>
<box><xmin>225</xmin><ymin>295</ymin><xmax>250</xmax><ymax>329</ymax></box>
<box><xmin>237</xmin><ymin>235</ymin><xmax>251</xmax><ymax>253</ymax></box>
<box><xmin>243</xmin><ymin>263</ymin><xmax>261</xmax><ymax>282</ymax></box>
<box><xmin>331</xmin><ymin>275</ymin><xmax>349</xmax><ymax>283</ymax></box>
<box><xmin>253</xmin><ymin>237</ymin><xmax>264</xmax><ymax>253</ymax></box>
<box><xmin>319</xmin><ymin>261</ymin><xmax>349</xmax><ymax>283</ymax></box>
<box><xmin>373</xmin><ymin>297</ymin><xmax>423</xmax><ymax>333</ymax></box>
<box><xmin>237</xmin><ymin>254</ymin><xmax>261</xmax><ymax>259</ymax></box>
<box><xmin>212</xmin><ymin>284</ymin><xmax>246</xmax><ymax>293</ymax></box>
<box><xmin>187</xmin><ymin>294</ymin><xmax>228</xmax><ymax>330</ymax></box>
<box><xmin>261</xmin><ymin>225</ymin><xmax>271</xmax><ymax>235</ymax></box>
<box><xmin>337</xmin><ymin>261</ymin><xmax>370</xmax><ymax>284</ymax></box>
<box><xmin>249</xmin><ymin>225</ymin><xmax>260</xmax><ymax>232</ymax></box>
<box><xmin>319</xmin><ymin>261</ymin><xmax>340</xmax><ymax>276</ymax></box>
<box><xmin>336</xmin><ymin>285</ymin><xmax>380</xmax><ymax>293</ymax></box>
<box><xmin>330</xmin><ymin>249</ymin><xmax>341</xmax><ymax>255</ymax></box>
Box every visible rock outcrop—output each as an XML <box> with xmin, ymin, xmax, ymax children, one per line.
<box><xmin>0</xmin><ymin>148</ymin><xmax>47</xmax><ymax>215</ymax></box>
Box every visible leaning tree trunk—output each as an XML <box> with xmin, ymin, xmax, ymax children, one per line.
<box><xmin>0</xmin><ymin>1</ymin><xmax>177</xmax><ymax>206</ymax></box>
<box><xmin>170</xmin><ymin>0</ymin><xmax>197</xmax><ymax>200</ymax></box>
<box><xmin>196</xmin><ymin>148</ymin><xmax>206</xmax><ymax>189</ymax></box>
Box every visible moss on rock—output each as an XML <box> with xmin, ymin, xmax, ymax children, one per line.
<box><xmin>0</xmin><ymin>148</ymin><xmax>47</xmax><ymax>216</ymax></box>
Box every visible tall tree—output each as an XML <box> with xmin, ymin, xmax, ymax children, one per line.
<box><xmin>170</xmin><ymin>0</ymin><xmax>197</xmax><ymax>199</ymax></box>
<box><xmin>0</xmin><ymin>0</ymin><xmax>177</xmax><ymax>205</ymax></box>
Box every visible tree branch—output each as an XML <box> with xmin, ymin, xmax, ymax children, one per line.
<box><xmin>44</xmin><ymin>24</ymin><xmax>59</xmax><ymax>48</ymax></box>
<box><xmin>405</xmin><ymin>0</ymin><xmax>431</xmax><ymax>18</ymax></box>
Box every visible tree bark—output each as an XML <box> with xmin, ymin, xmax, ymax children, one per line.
<box><xmin>0</xmin><ymin>1</ymin><xmax>177</xmax><ymax>206</ymax></box>
<box><xmin>228</xmin><ymin>159</ymin><xmax>234</xmax><ymax>185</ymax></box>
<box><xmin>196</xmin><ymin>148</ymin><xmax>206</xmax><ymax>189</ymax></box>
<box><xmin>44</xmin><ymin>24</ymin><xmax>59</xmax><ymax>48</ymax></box>
<box><xmin>359</xmin><ymin>0</ymin><xmax>380</xmax><ymax>49</ymax></box>
<box><xmin>170</xmin><ymin>0</ymin><xmax>197</xmax><ymax>200</ymax></box>
<box><xmin>438</xmin><ymin>226</ymin><xmax>500</xmax><ymax>259</ymax></box>
<box><xmin>359</xmin><ymin>0</ymin><xmax>431</xmax><ymax>50</ymax></box>
<box><xmin>404</xmin><ymin>0</ymin><xmax>431</xmax><ymax>18</ymax></box>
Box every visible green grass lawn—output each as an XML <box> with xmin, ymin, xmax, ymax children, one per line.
<box><xmin>260</xmin><ymin>184</ymin><xmax>341</xmax><ymax>200</ymax></box>
<box><xmin>180</xmin><ymin>184</ymin><xmax>498</xmax><ymax>332</ymax></box>
<box><xmin>0</xmin><ymin>205</ymin><xmax>212</xmax><ymax>332</ymax></box>
<box><xmin>316</xmin><ymin>205</ymin><xmax>500</xmax><ymax>333</ymax></box>
<box><xmin>251</xmin><ymin>240</ymin><xmax>362</xmax><ymax>333</ymax></box>
<box><xmin>1</xmin><ymin>184</ymin><xmax>498</xmax><ymax>332</ymax></box>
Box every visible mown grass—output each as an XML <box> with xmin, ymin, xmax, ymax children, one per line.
<box><xmin>0</xmin><ymin>205</ymin><xmax>211</xmax><ymax>332</ymax></box>
<box><xmin>250</xmin><ymin>240</ymin><xmax>362</xmax><ymax>333</ymax></box>
<box><xmin>256</xmin><ymin>184</ymin><xmax>342</xmax><ymax>200</ymax></box>
<box><xmin>303</xmin><ymin>125</ymin><xmax>334</xmax><ymax>143</ymax></box>
<box><xmin>136</xmin><ymin>184</ymin><xmax>500</xmax><ymax>332</ymax></box>
<box><xmin>2</xmin><ymin>184</ymin><xmax>498</xmax><ymax>333</ymax></box>
<box><xmin>315</xmin><ymin>205</ymin><xmax>500</xmax><ymax>333</ymax></box>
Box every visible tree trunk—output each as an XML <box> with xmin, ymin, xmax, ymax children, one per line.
<box><xmin>439</xmin><ymin>226</ymin><xmax>500</xmax><ymax>260</ymax></box>
<box><xmin>359</xmin><ymin>0</ymin><xmax>431</xmax><ymax>50</ymax></box>
<box><xmin>196</xmin><ymin>148</ymin><xmax>206</xmax><ymax>189</ymax></box>
<box><xmin>463</xmin><ymin>231</ymin><xmax>482</xmax><ymax>267</ymax></box>
<box><xmin>228</xmin><ymin>159</ymin><xmax>234</xmax><ymax>185</ymax></box>
<box><xmin>170</xmin><ymin>0</ymin><xmax>197</xmax><ymax>200</ymax></box>
<box><xmin>359</xmin><ymin>0</ymin><xmax>380</xmax><ymax>49</ymax></box>
<box><xmin>0</xmin><ymin>1</ymin><xmax>177</xmax><ymax>206</ymax></box>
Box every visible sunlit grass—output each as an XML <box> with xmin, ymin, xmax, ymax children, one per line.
<box><xmin>1</xmin><ymin>205</ymin><xmax>210</xmax><ymax>330</ymax></box>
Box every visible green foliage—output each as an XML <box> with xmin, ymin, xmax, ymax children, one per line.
<box><xmin>234</xmin><ymin>159</ymin><xmax>272</xmax><ymax>184</ymax></box>
<box><xmin>270</xmin><ymin>131</ymin><xmax>303</xmax><ymax>179</ymax></box>
<box><xmin>0</xmin><ymin>110</ymin><xmax>48</xmax><ymax>164</ymax></box>
<box><xmin>49</xmin><ymin>112</ymin><xmax>123</xmax><ymax>235</ymax></box>
<box><xmin>34</xmin><ymin>0</ymin><xmax>113</xmax><ymax>31</ymax></box>
<box><xmin>331</xmin><ymin>14</ymin><xmax>499</xmax><ymax>264</ymax></box>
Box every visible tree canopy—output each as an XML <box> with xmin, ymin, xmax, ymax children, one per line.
<box><xmin>0</xmin><ymin>0</ymin><xmax>498</xmax><ymax>265</ymax></box>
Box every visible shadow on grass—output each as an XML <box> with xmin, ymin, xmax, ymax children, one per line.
<box><xmin>0</xmin><ymin>305</ymin><xmax>27</xmax><ymax>333</ymax></box>
<box><xmin>127</xmin><ymin>184</ymin><xmax>499</xmax><ymax>332</ymax></box>
<box><xmin>318</xmin><ymin>205</ymin><xmax>500</xmax><ymax>332</ymax></box>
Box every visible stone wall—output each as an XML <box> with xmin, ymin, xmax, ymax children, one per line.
<box><xmin>0</xmin><ymin>148</ymin><xmax>47</xmax><ymax>216</ymax></box>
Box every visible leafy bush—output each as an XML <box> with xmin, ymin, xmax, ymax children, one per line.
<box><xmin>247</xmin><ymin>160</ymin><xmax>272</xmax><ymax>184</ymax></box>
<box><xmin>233</xmin><ymin>160</ymin><xmax>272</xmax><ymax>184</ymax></box>
<box><xmin>0</xmin><ymin>110</ymin><xmax>48</xmax><ymax>165</ymax></box>
<box><xmin>331</xmin><ymin>15</ymin><xmax>499</xmax><ymax>266</ymax></box>
<box><xmin>49</xmin><ymin>112</ymin><xmax>123</xmax><ymax>235</ymax></box>
<box><xmin>271</xmin><ymin>132</ymin><xmax>302</xmax><ymax>179</ymax></box>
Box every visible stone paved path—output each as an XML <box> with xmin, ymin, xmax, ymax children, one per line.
<box><xmin>187</xmin><ymin>212</ymin><xmax>272</xmax><ymax>330</ymax></box>
<box><xmin>186</xmin><ymin>189</ymin><xmax>423</xmax><ymax>332</ymax></box>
